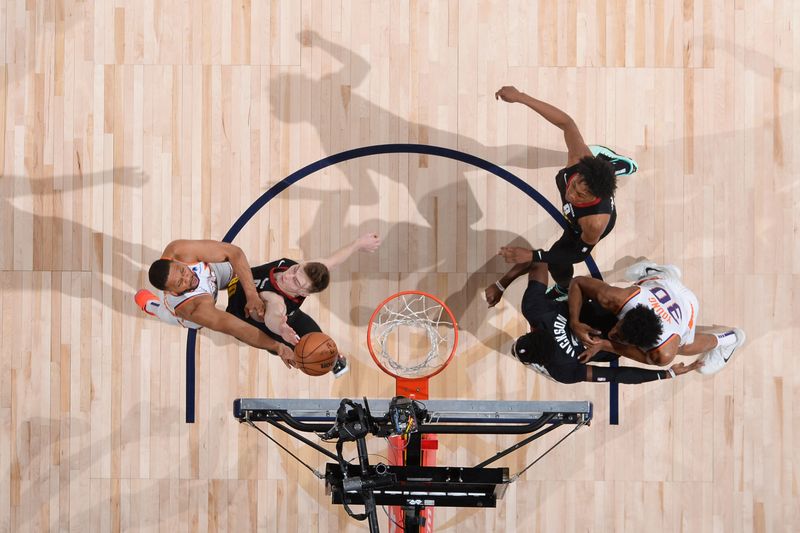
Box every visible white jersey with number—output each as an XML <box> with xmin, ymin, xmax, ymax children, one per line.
<box><xmin>616</xmin><ymin>276</ymin><xmax>699</xmax><ymax>349</ymax></box>
<box><xmin>163</xmin><ymin>261</ymin><xmax>234</xmax><ymax>329</ymax></box>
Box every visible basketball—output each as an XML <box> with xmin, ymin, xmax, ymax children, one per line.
<box><xmin>293</xmin><ymin>332</ymin><xmax>339</xmax><ymax>376</ymax></box>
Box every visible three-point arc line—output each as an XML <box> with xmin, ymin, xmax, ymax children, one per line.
<box><xmin>183</xmin><ymin>143</ymin><xmax>619</xmax><ymax>425</ymax></box>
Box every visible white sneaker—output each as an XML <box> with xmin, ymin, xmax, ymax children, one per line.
<box><xmin>695</xmin><ymin>328</ymin><xmax>746</xmax><ymax>375</ymax></box>
<box><xmin>624</xmin><ymin>261</ymin><xmax>682</xmax><ymax>282</ymax></box>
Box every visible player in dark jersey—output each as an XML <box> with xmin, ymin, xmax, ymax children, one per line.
<box><xmin>492</xmin><ymin>86</ymin><xmax>634</xmax><ymax>301</ymax></box>
<box><xmin>226</xmin><ymin>233</ymin><xmax>381</xmax><ymax>376</ymax></box>
<box><xmin>490</xmin><ymin>261</ymin><xmax>701</xmax><ymax>384</ymax></box>
<box><xmin>226</xmin><ymin>258</ymin><xmax>326</xmax><ymax>348</ymax></box>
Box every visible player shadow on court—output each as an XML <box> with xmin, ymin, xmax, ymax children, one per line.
<box><xmin>8</xmin><ymin>404</ymin><xmax>183</xmax><ymax>531</ymax></box>
<box><xmin>269</xmin><ymin>30</ymin><xmax>568</xmax><ymax>209</ymax></box>
<box><xmin>295</xmin><ymin>181</ymin><xmax>563</xmax><ymax>359</ymax></box>
<box><xmin>273</xmin><ymin>30</ymin><xmax>644</xmax><ymax>359</ymax></box>
<box><xmin>617</xmin><ymin>93</ymin><xmax>797</xmax><ymax>351</ymax></box>
<box><xmin>602</xmin><ymin>50</ymin><xmax>797</xmax><ymax>351</ymax></box>
<box><xmin>9</xmin><ymin>399</ymin><xmax>328</xmax><ymax>531</ymax></box>
<box><xmin>0</xmin><ymin>168</ymin><xmax>159</xmax><ymax>319</ymax></box>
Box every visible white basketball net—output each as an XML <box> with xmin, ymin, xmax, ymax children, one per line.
<box><xmin>369</xmin><ymin>293</ymin><xmax>456</xmax><ymax>379</ymax></box>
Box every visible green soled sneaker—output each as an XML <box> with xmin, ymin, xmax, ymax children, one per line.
<box><xmin>589</xmin><ymin>144</ymin><xmax>638</xmax><ymax>176</ymax></box>
<box><xmin>544</xmin><ymin>284</ymin><xmax>568</xmax><ymax>301</ymax></box>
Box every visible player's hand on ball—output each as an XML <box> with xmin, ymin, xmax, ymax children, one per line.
<box><xmin>276</xmin><ymin>344</ymin><xmax>296</xmax><ymax>369</ymax></box>
<box><xmin>485</xmin><ymin>284</ymin><xmax>503</xmax><ymax>307</ymax></box>
<box><xmin>498</xmin><ymin>246</ymin><xmax>534</xmax><ymax>264</ymax></box>
<box><xmin>495</xmin><ymin>86</ymin><xmax>524</xmax><ymax>103</ymax></box>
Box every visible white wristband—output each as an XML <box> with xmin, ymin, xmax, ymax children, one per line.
<box><xmin>667</xmin><ymin>368</ymin><xmax>676</xmax><ymax>379</ymax></box>
<box><xmin>495</xmin><ymin>280</ymin><xmax>505</xmax><ymax>292</ymax></box>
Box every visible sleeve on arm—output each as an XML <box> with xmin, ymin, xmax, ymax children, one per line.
<box><xmin>546</xmin><ymin>364</ymin><xmax>587</xmax><ymax>385</ymax></box>
<box><xmin>588</xmin><ymin>364</ymin><xmax>669</xmax><ymax>384</ymax></box>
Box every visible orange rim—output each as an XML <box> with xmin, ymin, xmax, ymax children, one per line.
<box><xmin>366</xmin><ymin>290</ymin><xmax>459</xmax><ymax>381</ymax></box>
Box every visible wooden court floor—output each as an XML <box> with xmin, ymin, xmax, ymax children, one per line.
<box><xmin>1</xmin><ymin>1</ymin><xmax>798</xmax><ymax>531</ymax></box>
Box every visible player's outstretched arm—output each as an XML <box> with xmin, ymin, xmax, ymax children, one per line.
<box><xmin>567</xmin><ymin>276</ymin><xmax>624</xmax><ymax>343</ymax></box>
<box><xmin>495</xmin><ymin>86</ymin><xmax>593</xmax><ymax>165</ymax></box>
<box><xmin>319</xmin><ymin>232</ymin><xmax>381</xmax><ymax>270</ymax></box>
<box><xmin>568</xmin><ymin>276</ymin><xmax>634</xmax><ymax>314</ymax></box>
<box><xmin>579</xmin><ymin>335</ymin><xmax>679</xmax><ymax>367</ymax></box>
<box><xmin>643</xmin><ymin>336</ymin><xmax>680</xmax><ymax>366</ymax></box>
<box><xmin>260</xmin><ymin>291</ymin><xmax>299</xmax><ymax>345</ymax></box>
<box><xmin>178</xmin><ymin>297</ymin><xmax>295</xmax><ymax>367</ymax></box>
<box><xmin>485</xmin><ymin>261</ymin><xmax>547</xmax><ymax>307</ymax></box>
<box><xmin>580</xmin><ymin>338</ymin><xmax>652</xmax><ymax>366</ymax></box>
<box><xmin>163</xmin><ymin>239</ymin><xmax>265</xmax><ymax>319</ymax></box>
<box><xmin>485</xmin><ymin>262</ymin><xmax>531</xmax><ymax>307</ymax></box>
<box><xmin>300</xmin><ymin>30</ymin><xmax>369</xmax><ymax>86</ymax></box>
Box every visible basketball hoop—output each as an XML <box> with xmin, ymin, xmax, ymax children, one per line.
<box><xmin>367</xmin><ymin>290</ymin><xmax>458</xmax><ymax>533</ymax></box>
<box><xmin>367</xmin><ymin>290</ymin><xmax>458</xmax><ymax>400</ymax></box>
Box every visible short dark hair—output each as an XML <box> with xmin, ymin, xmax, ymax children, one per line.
<box><xmin>576</xmin><ymin>155</ymin><xmax>616</xmax><ymax>199</ymax></box>
<box><xmin>512</xmin><ymin>329</ymin><xmax>557</xmax><ymax>366</ymax></box>
<box><xmin>149</xmin><ymin>259</ymin><xmax>173</xmax><ymax>290</ymax></box>
<box><xmin>617</xmin><ymin>305</ymin><xmax>664</xmax><ymax>349</ymax></box>
<box><xmin>303</xmin><ymin>262</ymin><xmax>330</xmax><ymax>293</ymax></box>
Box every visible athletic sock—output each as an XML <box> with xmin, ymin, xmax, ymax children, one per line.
<box><xmin>714</xmin><ymin>330</ymin><xmax>738</xmax><ymax>348</ymax></box>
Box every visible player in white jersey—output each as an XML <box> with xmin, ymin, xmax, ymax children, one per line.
<box><xmin>135</xmin><ymin>234</ymin><xmax>382</xmax><ymax>374</ymax></box>
<box><xmin>616</xmin><ymin>274</ymin><xmax>700</xmax><ymax>349</ymax></box>
<box><xmin>566</xmin><ymin>262</ymin><xmax>746</xmax><ymax>375</ymax></box>
<box><xmin>160</xmin><ymin>261</ymin><xmax>234</xmax><ymax>329</ymax></box>
<box><xmin>134</xmin><ymin>240</ymin><xmax>296</xmax><ymax>367</ymax></box>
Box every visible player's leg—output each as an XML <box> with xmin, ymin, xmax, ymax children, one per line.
<box><xmin>677</xmin><ymin>333</ymin><xmax>719</xmax><ymax>355</ymax></box>
<box><xmin>686</xmin><ymin>328</ymin><xmax>746</xmax><ymax>375</ymax></box>
<box><xmin>542</xmin><ymin>230</ymin><xmax>579</xmax><ymax>300</ymax></box>
<box><xmin>545</xmin><ymin>246</ymin><xmax>574</xmax><ymax>301</ymax></box>
<box><xmin>676</xmin><ymin>291</ymin><xmax>745</xmax><ymax>375</ymax></box>
<box><xmin>521</xmin><ymin>263</ymin><xmax>560</xmax><ymax>320</ymax></box>
<box><xmin>511</xmin><ymin>263</ymin><xmax>556</xmax><ymax>362</ymax></box>
<box><xmin>589</xmin><ymin>145</ymin><xmax>638</xmax><ymax>176</ymax></box>
<box><xmin>656</xmin><ymin>279</ymin><xmax>744</xmax><ymax>374</ymax></box>
<box><xmin>545</xmin><ymin>215</ymin><xmax>615</xmax><ymax>300</ymax></box>
<box><xmin>546</xmin><ymin>262</ymin><xmax>573</xmax><ymax>299</ymax></box>
<box><xmin>510</xmin><ymin>263</ymin><xmax>565</xmax><ymax>365</ymax></box>
<box><xmin>589</xmin><ymin>351</ymin><xmax>620</xmax><ymax>364</ymax></box>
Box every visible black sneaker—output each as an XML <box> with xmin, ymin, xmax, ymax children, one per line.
<box><xmin>331</xmin><ymin>355</ymin><xmax>350</xmax><ymax>378</ymax></box>
<box><xmin>544</xmin><ymin>284</ymin><xmax>568</xmax><ymax>301</ymax></box>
